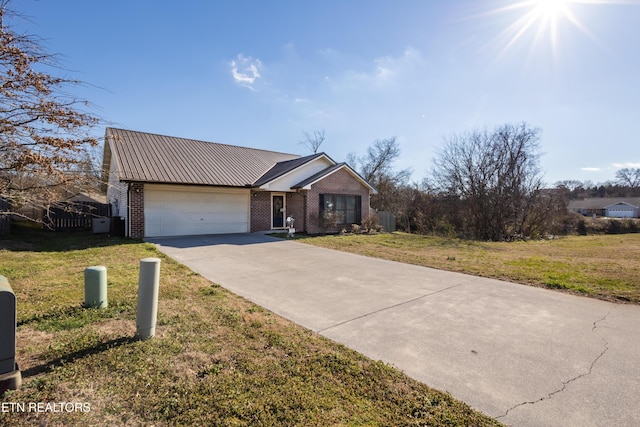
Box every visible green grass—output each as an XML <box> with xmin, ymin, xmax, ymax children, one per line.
<box><xmin>0</xmin><ymin>228</ymin><xmax>499</xmax><ymax>426</ymax></box>
<box><xmin>299</xmin><ymin>232</ymin><xmax>640</xmax><ymax>303</ymax></box>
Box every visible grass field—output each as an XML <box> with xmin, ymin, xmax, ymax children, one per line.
<box><xmin>300</xmin><ymin>232</ymin><xmax>640</xmax><ymax>303</ymax></box>
<box><xmin>0</xmin><ymin>228</ymin><xmax>499</xmax><ymax>426</ymax></box>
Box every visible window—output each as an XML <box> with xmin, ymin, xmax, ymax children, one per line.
<box><xmin>320</xmin><ymin>194</ymin><xmax>362</xmax><ymax>225</ymax></box>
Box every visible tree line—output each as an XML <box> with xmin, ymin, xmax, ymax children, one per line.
<box><xmin>303</xmin><ymin>123</ymin><xmax>639</xmax><ymax>241</ymax></box>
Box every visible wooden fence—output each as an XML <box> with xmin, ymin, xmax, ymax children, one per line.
<box><xmin>44</xmin><ymin>202</ymin><xmax>111</xmax><ymax>231</ymax></box>
<box><xmin>377</xmin><ymin>211</ymin><xmax>396</xmax><ymax>232</ymax></box>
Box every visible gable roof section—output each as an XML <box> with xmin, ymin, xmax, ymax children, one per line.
<box><xmin>105</xmin><ymin>128</ymin><xmax>300</xmax><ymax>187</ymax></box>
<box><xmin>252</xmin><ymin>152</ymin><xmax>332</xmax><ymax>187</ymax></box>
<box><xmin>292</xmin><ymin>163</ymin><xmax>378</xmax><ymax>194</ymax></box>
<box><xmin>604</xmin><ymin>201</ymin><xmax>639</xmax><ymax>209</ymax></box>
<box><xmin>569</xmin><ymin>197</ymin><xmax>640</xmax><ymax>210</ymax></box>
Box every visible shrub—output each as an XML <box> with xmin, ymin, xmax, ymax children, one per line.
<box><xmin>361</xmin><ymin>214</ymin><xmax>380</xmax><ymax>233</ymax></box>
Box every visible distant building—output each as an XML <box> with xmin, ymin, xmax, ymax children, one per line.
<box><xmin>568</xmin><ymin>197</ymin><xmax>640</xmax><ymax>218</ymax></box>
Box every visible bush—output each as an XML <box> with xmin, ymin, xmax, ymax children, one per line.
<box><xmin>361</xmin><ymin>214</ymin><xmax>381</xmax><ymax>233</ymax></box>
<box><xmin>607</xmin><ymin>219</ymin><xmax>623</xmax><ymax>234</ymax></box>
<box><xmin>576</xmin><ymin>219</ymin><xmax>587</xmax><ymax>235</ymax></box>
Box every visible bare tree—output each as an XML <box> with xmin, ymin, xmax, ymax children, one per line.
<box><xmin>615</xmin><ymin>168</ymin><xmax>640</xmax><ymax>188</ymax></box>
<box><xmin>350</xmin><ymin>137</ymin><xmax>411</xmax><ymax>213</ymax></box>
<box><xmin>299</xmin><ymin>129</ymin><xmax>325</xmax><ymax>154</ymax></box>
<box><xmin>432</xmin><ymin>123</ymin><xmax>546</xmax><ymax>240</ymax></box>
<box><xmin>0</xmin><ymin>0</ymin><xmax>99</xmax><ymax>225</ymax></box>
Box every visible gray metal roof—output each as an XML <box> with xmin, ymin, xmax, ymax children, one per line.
<box><xmin>568</xmin><ymin>197</ymin><xmax>640</xmax><ymax>210</ymax></box>
<box><xmin>106</xmin><ymin>128</ymin><xmax>300</xmax><ymax>187</ymax></box>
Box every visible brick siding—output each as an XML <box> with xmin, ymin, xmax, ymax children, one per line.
<box><xmin>250</xmin><ymin>191</ymin><xmax>271</xmax><ymax>232</ymax></box>
<box><xmin>129</xmin><ymin>182</ymin><xmax>144</xmax><ymax>238</ymax></box>
<box><xmin>306</xmin><ymin>168</ymin><xmax>371</xmax><ymax>234</ymax></box>
<box><xmin>250</xmin><ymin>191</ymin><xmax>307</xmax><ymax>232</ymax></box>
<box><xmin>286</xmin><ymin>192</ymin><xmax>305</xmax><ymax>232</ymax></box>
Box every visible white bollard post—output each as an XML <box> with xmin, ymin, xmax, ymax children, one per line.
<box><xmin>136</xmin><ymin>258</ymin><xmax>161</xmax><ymax>340</ymax></box>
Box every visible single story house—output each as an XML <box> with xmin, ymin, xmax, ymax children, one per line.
<box><xmin>101</xmin><ymin>128</ymin><xmax>377</xmax><ymax>238</ymax></box>
<box><xmin>568</xmin><ymin>197</ymin><xmax>640</xmax><ymax>218</ymax></box>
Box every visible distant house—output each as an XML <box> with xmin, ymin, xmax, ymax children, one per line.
<box><xmin>568</xmin><ymin>198</ymin><xmax>640</xmax><ymax>218</ymax></box>
<box><xmin>64</xmin><ymin>192</ymin><xmax>107</xmax><ymax>205</ymax></box>
<box><xmin>101</xmin><ymin>128</ymin><xmax>377</xmax><ymax>238</ymax></box>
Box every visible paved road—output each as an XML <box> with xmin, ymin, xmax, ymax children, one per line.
<box><xmin>149</xmin><ymin>233</ymin><xmax>640</xmax><ymax>427</ymax></box>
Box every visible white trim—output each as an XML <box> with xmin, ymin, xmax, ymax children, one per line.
<box><xmin>603</xmin><ymin>201</ymin><xmax>639</xmax><ymax>209</ymax></box>
<box><xmin>259</xmin><ymin>155</ymin><xmax>335</xmax><ymax>190</ymax></box>
<box><xmin>271</xmin><ymin>193</ymin><xmax>287</xmax><ymax>229</ymax></box>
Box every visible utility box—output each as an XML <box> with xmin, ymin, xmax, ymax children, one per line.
<box><xmin>0</xmin><ymin>275</ymin><xmax>22</xmax><ymax>393</ymax></box>
<box><xmin>92</xmin><ymin>217</ymin><xmax>110</xmax><ymax>233</ymax></box>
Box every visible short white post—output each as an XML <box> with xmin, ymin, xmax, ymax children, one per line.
<box><xmin>136</xmin><ymin>258</ymin><xmax>161</xmax><ymax>340</ymax></box>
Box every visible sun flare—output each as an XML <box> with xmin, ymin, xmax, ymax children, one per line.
<box><xmin>488</xmin><ymin>0</ymin><xmax>601</xmax><ymax>59</ymax></box>
<box><xmin>531</xmin><ymin>0</ymin><xmax>572</xmax><ymax>18</ymax></box>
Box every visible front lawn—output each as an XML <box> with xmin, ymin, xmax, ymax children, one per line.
<box><xmin>300</xmin><ymin>232</ymin><xmax>640</xmax><ymax>303</ymax></box>
<box><xmin>0</xmin><ymin>228</ymin><xmax>499</xmax><ymax>426</ymax></box>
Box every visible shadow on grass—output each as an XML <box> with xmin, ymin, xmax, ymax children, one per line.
<box><xmin>17</xmin><ymin>302</ymin><xmax>134</xmax><ymax>329</ymax></box>
<box><xmin>17</xmin><ymin>305</ymin><xmax>87</xmax><ymax>327</ymax></box>
<box><xmin>21</xmin><ymin>336</ymin><xmax>139</xmax><ymax>379</ymax></box>
<box><xmin>0</xmin><ymin>224</ymin><xmax>141</xmax><ymax>252</ymax></box>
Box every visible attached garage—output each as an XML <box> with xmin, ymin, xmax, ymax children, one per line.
<box><xmin>144</xmin><ymin>184</ymin><xmax>250</xmax><ymax>237</ymax></box>
<box><xmin>605</xmin><ymin>202</ymin><xmax>638</xmax><ymax>218</ymax></box>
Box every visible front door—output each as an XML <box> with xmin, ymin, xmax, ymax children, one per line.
<box><xmin>272</xmin><ymin>194</ymin><xmax>285</xmax><ymax>228</ymax></box>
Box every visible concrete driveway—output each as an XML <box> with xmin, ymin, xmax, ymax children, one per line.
<box><xmin>149</xmin><ymin>233</ymin><xmax>640</xmax><ymax>427</ymax></box>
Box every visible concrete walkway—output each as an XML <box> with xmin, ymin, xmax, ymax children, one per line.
<box><xmin>149</xmin><ymin>233</ymin><xmax>640</xmax><ymax>427</ymax></box>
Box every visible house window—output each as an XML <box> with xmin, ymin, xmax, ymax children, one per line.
<box><xmin>320</xmin><ymin>194</ymin><xmax>362</xmax><ymax>225</ymax></box>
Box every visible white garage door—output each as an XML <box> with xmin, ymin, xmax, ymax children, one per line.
<box><xmin>144</xmin><ymin>185</ymin><xmax>250</xmax><ymax>237</ymax></box>
<box><xmin>607</xmin><ymin>208</ymin><xmax>635</xmax><ymax>218</ymax></box>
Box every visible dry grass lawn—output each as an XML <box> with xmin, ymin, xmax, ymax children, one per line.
<box><xmin>0</xmin><ymin>228</ymin><xmax>500</xmax><ymax>426</ymax></box>
<box><xmin>300</xmin><ymin>232</ymin><xmax>640</xmax><ymax>303</ymax></box>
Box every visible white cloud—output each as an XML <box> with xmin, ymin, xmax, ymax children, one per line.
<box><xmin>581</xmin><ymin>167</ymin><xmax>601</xmax><ymax>172</ymax></box>
<box><xmin>229</xmin><ymin>54</ymin><xmax>262</xmax><ymax>89</ymax></box>
<box><xmin>612</xmin><ymin>162</ymin><xmax>640</xmax><ymax>168</ymax></box>
<box><xmin>336</xmin><ymin>47</ymin><xmax>427</xmax><ymax>90</ymax></box>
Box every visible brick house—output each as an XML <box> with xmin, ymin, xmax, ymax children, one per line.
<box><xmin>101</xmin><ymin>128</ymin><xmax>376</xmax><ymax>238</ymax></box>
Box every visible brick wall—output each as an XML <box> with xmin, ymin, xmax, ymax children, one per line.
<box><xmin>306</xmin><ymin>168</ymin><xmax>371</xmax><ymax>234</ymax></box>
<box><xmin>250</xmin><ymin>191</ymin><xmax>307</xmax><ymax>232</ymax></box>
<box><xmin>250</xmin><ymin>191</ymin><xmax>271</xmax><ymax>232</ymax></box>
<box><xmin>286</xmin><ymin>192</ymin><xmax>305</xmax><ymax>232</ymax></box>
<box><xmin>129</xmin><ymin>182</ymin><xmax>145</xmax><ymax>238</ymax></box>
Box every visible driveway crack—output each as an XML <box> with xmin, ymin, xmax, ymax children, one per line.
<box><xmin>496</xmin><ymin>310</ymin><xmax>611</xmax><ymax>420</ymax></box>
<box><xmin>317</xmin><ymin>282</ymin><xmax>465</xmax><ymax>333</ymax></box>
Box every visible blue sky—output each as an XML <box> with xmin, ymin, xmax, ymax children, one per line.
<box><xmin>12</xmin><ymin>0</ymin><xmax>640</xmax><ymax>185</ymax></box>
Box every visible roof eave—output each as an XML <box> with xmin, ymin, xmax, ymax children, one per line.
<box><xmin>252</xmin><ymin>153</ymin><xmax>335</xmax><ymax>187</ymax></box>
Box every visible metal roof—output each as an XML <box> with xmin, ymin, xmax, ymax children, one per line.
<box><xmin>568</xmin><ymin>197</ymin><xmax>640</xmax><ymax>210</ymax></box>
<box><xmin>105</xmin><ymin>128</ymin><xmax>300</xmax><ymax>187</ymax></box>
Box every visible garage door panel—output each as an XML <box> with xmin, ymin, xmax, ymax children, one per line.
<box><xmin>144</xmin><ymin>185</ymin><xmax>250</xmax><ymax>237</ymax></box>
